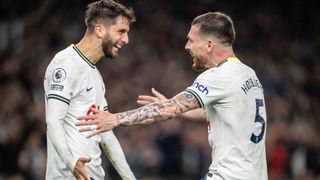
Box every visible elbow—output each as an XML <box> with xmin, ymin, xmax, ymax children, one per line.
<box><xmin>46</xmin><ymin>117</ymin><xmax>55</xmax><ymax>126</ymax></box>
<box><xmin>46</xmin><ymin>117</ymin><xmax>62</xmax><ymax>132</ymax></box>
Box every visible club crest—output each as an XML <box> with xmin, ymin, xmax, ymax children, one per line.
<box><xmin>52</xmin><ymin>68</ymin><xmax>66</xmax><ymax>83</ymax></box>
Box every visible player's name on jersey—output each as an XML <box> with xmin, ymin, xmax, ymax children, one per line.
<box><xmin>241</xmin><ymin>78</ymin><xmax>262</xmax><ymax>94</ymax></box>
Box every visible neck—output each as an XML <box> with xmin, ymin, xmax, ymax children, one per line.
<box><xmin>75</xmin><ymin>35</ymin><xmax>104</xmax><ymax>64</ymax></box>
<box><xmin>211</xmin><ymin>46</ymin><xmax>236</xmax><ymax>67</ymax></box>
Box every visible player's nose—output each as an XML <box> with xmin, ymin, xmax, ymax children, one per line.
<box><xmin>122</xmin><ymin>33</ymin><xmax>129</xmax><ymax>44</ymax></box>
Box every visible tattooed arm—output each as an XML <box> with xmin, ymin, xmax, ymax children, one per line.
<box><xmin>137</xmin><ymin>88</ymin><xmax>206</xmax><ymax>121</ymax></box>
<box><xmin>76</xmin><ymin>91</ymin><xmax>200</xmax><ymax>137</ymax></box>
<box><xmin>118</xmin><ymin>91</ymin><xmax>199</xmax><ymax>125</ymax></box>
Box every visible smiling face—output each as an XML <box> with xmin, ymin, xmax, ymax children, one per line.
<box><xmin>185</xmin><ymin>25</ymin><xmax>209</xmax><ymax>71</ymax></box>
<box><xmin>102</xmin><ymin>15</ymin><xmax>130</xmax><ymax>59</ymax></box>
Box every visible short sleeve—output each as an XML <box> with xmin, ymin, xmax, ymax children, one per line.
<box><xmin>185</xmin><ymin>70</ymin><xmax>227</xmax><ymax>108</ymax></box>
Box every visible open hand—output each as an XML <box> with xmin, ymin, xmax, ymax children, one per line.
<box><xmin>137</xmin><ymin>88</ymin><xmax>167</xmax><ymax>105</ymax></box>
<box><xmin>76</xmin><ymin>106</ymin><xmax>118</xmax><ymax>138</ymax></box>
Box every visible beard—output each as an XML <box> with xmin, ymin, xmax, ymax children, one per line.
<box><xmin>102</xmin><ymin>34</ymin><xmax>118</xmax><ymax>59</ymax></box>
<box><xmin>191</xmin><ymin>54</ymin><xmax>207</xmax><ymax>71</ymax></box>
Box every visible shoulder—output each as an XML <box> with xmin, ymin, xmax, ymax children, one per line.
<box><xmin>196</xmin><ymin>66</ymin><xmax>225</xmax><ymax>82</ymax></box>
<box><xmin>196</xmin><ymin>60</ymin><xmax>256</xmax><ymax>86</ymax></box>
<box><xmin>54</xmin><ymin>46</ymin><xmax>78</xmax><ymax>66</ymax></box>
<box><xmin>46</xmin><ymin>46</ymin><xmax>81</xmax><ymax>78</ymax></box>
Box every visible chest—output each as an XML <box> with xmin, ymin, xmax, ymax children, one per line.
<box><xmin>79</xmin><ymin>69</ymin><xmax>106</xmax><ymax>105</ymax></box>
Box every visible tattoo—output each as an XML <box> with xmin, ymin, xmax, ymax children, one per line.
<box><xmin>116</xmin><ymin>91</ymin><xmax>200</xmax><ymax>125</ymax></box>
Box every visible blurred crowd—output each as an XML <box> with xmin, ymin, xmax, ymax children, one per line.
<box><xmin>0</xmin><ymin>0</ymin><xmax>319</xmax><ymax>179</ymax></box>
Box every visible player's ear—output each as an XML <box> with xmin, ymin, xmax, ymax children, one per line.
<box><xmin>207</xmin><ymin>39</ymin><xmax>215</xmax><ymax>52</ymax></box>
<box><xmin>94</xmin><ymin>24</ymin><xmax>105</xmax><ymax>39</ymax></box>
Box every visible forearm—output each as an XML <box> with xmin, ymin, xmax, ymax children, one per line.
<box><xmin>117</xmin><ymin>100</ymin><xmax>178</xmax><ymax>125</ymax></box>
<box><xmin>178</xmin><ymin>109</ymin><xmax>207</xmax><ymax>121</ymax></box>
<box><xmin>46</xmin><ymin>100</ymin><xmax>78</xmax><ymax>172</ymax></box>
<box><xmin>75</xmin><ymin>91</ymin><xmax>201</xmax><ymax>136</ymax></box>
<box><xmin>117</xmin><ymin>91</ymin><xmax>199</xmax><ymax>125</ymax></box>
<box><xmin>100</xmin><ymin>131</ymin><xmax>136</xmax><ymax>180</ymax></box>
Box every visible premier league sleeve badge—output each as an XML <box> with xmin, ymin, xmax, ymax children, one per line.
<box><xmin>52</xmin><ymin>68</ymin><xmax>67</xmax><ymax>83</ymax></box>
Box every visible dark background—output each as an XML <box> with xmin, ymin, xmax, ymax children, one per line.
<box><xmin>0</xmin><ymin>0</ymin><xmax>319</xmax><ymax>179</ymax></box>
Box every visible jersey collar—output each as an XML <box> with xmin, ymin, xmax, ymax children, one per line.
<box><xmin>72</xmin><ymin>44</ymin><xmax>96</xmax><ymax>69</ymax></box>
<box><xmin>217</xmin><ymin>57</ymin><xmax>240</xmax><ymax>67</ymax></box>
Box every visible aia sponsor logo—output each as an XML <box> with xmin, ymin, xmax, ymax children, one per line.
<box><xmin>86</xmin><ymin>104</ymin><xmax>100</xmax><ymax>115</ymax></box>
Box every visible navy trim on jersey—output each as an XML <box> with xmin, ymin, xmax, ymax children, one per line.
<box><xmin>217</xmin><ymin>57</ymin><xmax>240</xmax><ymax>67</ymax></box>
<box><xmin>185</xmin><ymin>89</ymin><xmax>204</xmax><ymax>108</ymax></box>
<box><xmin>47</xmin><ymin>94</ymin><xmax>70</xmax><ymax>105</ymax></box>
<box><xmin>217</xmin><ymin>59</ymin><xmax>228</xmax><ymax>67</ymax></box>
<box><xmin>72</xmin><ymin>45</ymin><xmax>95</xmax><ymax>69</ymax></box>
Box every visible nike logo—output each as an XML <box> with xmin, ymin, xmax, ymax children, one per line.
<box><xmin>86</xmin><ymin>87</ymin><xmax>93</xmax><ymax>92</ymax></box>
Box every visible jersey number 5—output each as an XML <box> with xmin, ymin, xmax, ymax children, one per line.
<box><xmin>250</xmin><ymin>99</ymin><xmax>265</xmax><ymax>144</ymax></box>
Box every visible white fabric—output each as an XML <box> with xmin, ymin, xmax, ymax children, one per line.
<box><xmin>186</xmin><ymin>58</ymin><xmax>268</xmax><ymax>180</ymax></box>
<box><xmin>44</xmin><ymin>44</ymin><xmax>135</xmax><ymax>180</ymax></box>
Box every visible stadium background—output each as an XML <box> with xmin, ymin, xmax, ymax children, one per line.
<box><xmin>0</xmin><ymin>0</ymin><xmax>319</xmax><ymax>179</ymax></box>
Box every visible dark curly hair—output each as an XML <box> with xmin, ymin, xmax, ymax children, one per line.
<box><xmin>85</xmin><ymin>0</ymin><xmax>136</xmax><ymax>32</ymax></box>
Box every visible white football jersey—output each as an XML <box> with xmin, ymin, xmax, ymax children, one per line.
<box><xmin>44</xmin><ymin>44</ymin><xmax>108</xmax><ymax>179</ymax></box>
<box><xmin>186</xmin><ymin>57</ymin><xmax>268</xmax><ymax>180</ymax></box>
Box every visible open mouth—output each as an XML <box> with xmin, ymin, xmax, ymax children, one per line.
<box><xmin>114</xmin><ymin>44</ymin><xmax>122</xmax><ymax>50</ymax></box>
<box><xmin>190</xmin><ymin>52</ymin><xmax>194</xmax><ymax>58</ymax></box>
<box><xmin>187</xmin><ymin>50</ymin><xmax>194</xmax><ymax>58</ymax></box>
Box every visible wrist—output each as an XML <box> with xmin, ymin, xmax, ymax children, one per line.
<box><xmin>116</xmin><ymin>113</ymin><xmax>132</xmax><ymax>126</ymax></box>
<box><xmin>115</xmin><ymin>114</ymin><xmax>123</xmax><ymax>126</ymax></box>
<box><xmin>67</xmin><ymin>155</ymin><xmax>79</xmax><ymax>173</ymax></box>
<box><xmin>116</xmin><ymin>117</ymin><xmax>125</xmax><ymax>126</ymax></box>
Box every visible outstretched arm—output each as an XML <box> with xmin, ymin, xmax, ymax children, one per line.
<box><xmin>115</xmin><ymin>90</ymin><xmax>201</xmax><ymax>124</ymax></box>
<box><xmin>137</xmin><ymin>88</ymin><xmax>206</xmax><ymax>121</ymax></box>
<box><xmin>76</xmin><ymin>91</ymin><xmax>200</xmax><ymax>137</ymax></box>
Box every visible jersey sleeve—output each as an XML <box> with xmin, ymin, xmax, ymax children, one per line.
<box><xmin>46</xmin><ymin>99</ymin><xmax>79</xmax><ymax>172</ymax></box>
<box><xmin>44</xmin><ymin>55</ymin><xmax>80</xmax><ymax>172</ymax></box>
<box><xmin>102</xmin><ymin>99</ymin><xmax>108</xmax><ymax>112</ymax></box>
<box><xmin>99</xmin><ymin>131</ymin><xmax>136</xmax><ymax>179</ymax></box>
<box><xmin>185</xmin><ymin>70</ymin><xmax>227</xmax><ymax>108</ymax></box>
<box><xmin>44</xmin><ymin>56</ymin><xmax>77</xmax><ymax>105</ymax></box>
